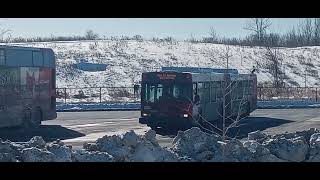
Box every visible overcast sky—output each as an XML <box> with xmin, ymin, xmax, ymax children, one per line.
<box><xmin>0</xmin><ymin>18</ymin><xmax>304</xmax><ymax>40</ymax></box>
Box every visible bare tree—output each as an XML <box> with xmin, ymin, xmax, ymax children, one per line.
<box><xmin>133</xmin><ymin>34</ymin><xmax>143</xmax><ymax>42</ymax></box>
<box><xmin>189</xmin><ymin>33</ymin><xmax>197</xmax><ymax>43</ymax></box>
<box><xmin>85</xmin><ymin>29</ymin><xmax>99</xmax><ymax>40</ymax></box>
<box><xmin>313</xmin><ymin>18</ymin><xmax>320</xmax><ymax>45</ymax></box>
<box><xmin>209</xmin><ymin>27</ymin><xmax>218</xmax><ymax>43</ymax></box>
<box><xmin>189</xmin><ymin>76</ymin><xmax>250</xmax><ymax>161</ymax></box>
<box><xmin>264</xmin><ymin>46</ymin><xmax>284</xmax><ymax>88</ymax></box>
<box><xmin>0</xmin><ymin>26</ymin><xmax>12</xmax><ymax>43</ymax></box>
<box><xmin>219</xmin><ymin>45</ymin><xmax>233</xmax><ymax>69</ymax></box>
<box><xmin>301</xmin><ymin>18</ymin><xmax>313</xmax><ymax>46</ymax></box>
<box><xmin>244</xmin><ymin>18</ymin><xmax>272</xmax><ymax>46</ymax></box>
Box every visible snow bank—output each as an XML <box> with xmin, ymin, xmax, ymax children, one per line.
<box><xmin>56</xmin><ymin>102</ymin><xmax>140</xmax><ymax>112</ymax></box>
<box><xmin>90</xmin><ymin>130</ymin><xmax>179</xmax><ymax>162</ymax></box>
<box><xmin>2</xmin><ymin>128</ymin><xmax>320</xmax><ymax>162</ymax></box>
<box><xmin>257</xmin><ymin>100</ymin><xmax>320</xmax><ymax>109</ymax></box>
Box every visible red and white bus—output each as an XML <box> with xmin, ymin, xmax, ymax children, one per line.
<box><xmin>0</xmin><ymin>45</ymin><xmax>56</xmax><ymax>128</ymax></box>
<box><xmin>139</xmin><ymin>67</ymin><xmax>257</xmax><ymax>131</ymax></box>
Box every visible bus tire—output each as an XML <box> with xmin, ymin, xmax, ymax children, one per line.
<box><xmin>22</xmin><ymin>109</ymin><xmax>32</xmax><ymax>129</ymax></box>
<box><xmin>23</xmin><ymin>108</ymin><xmax>42</xmax><ymax>129</ymax></box>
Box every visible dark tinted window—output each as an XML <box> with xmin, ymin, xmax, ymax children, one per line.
<box><xmin>6</xmin><ymin>49</ymin><xmax>33</xmax><ymax>67</ymax></box>
<box><xmin>0</xmin><ymin>49</ymin><xmax>5</xmax><ymax>65</ymax></box>
<box><xmin>43</xmin><ymin>50</ymin><xmax>55</xmax><ymax>67</ymax></box>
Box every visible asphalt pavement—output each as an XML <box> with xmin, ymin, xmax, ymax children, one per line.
<box><xmin>1</xmin><ymin>109</ymin><xmax>320</xmax><ymax>149</ymax></box>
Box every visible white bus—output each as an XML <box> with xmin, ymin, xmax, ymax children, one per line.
<box><xmin>0</xmin><ymin>45</ymin><xmax>56</xmax><ymax>128</ymax></box>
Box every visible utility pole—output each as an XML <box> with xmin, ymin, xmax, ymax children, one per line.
<box><xmin>227</xmin><ymin>57</ymin><xmax>229</xmax><ymax>70</ymax></box>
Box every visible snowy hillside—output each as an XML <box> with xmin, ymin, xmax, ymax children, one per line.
<box><xmin>4</xmin><ymin>40</ymin><xmax>320</xmax><ymax>88</ymax></box>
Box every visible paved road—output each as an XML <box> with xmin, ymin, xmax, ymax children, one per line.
<box><xmin>43</xmin><ymin>111</ymin><xmax>174</xmax><ymax>148</ymax></box>
<box><xmin>1</xmin><ymin>109</ymin><xmax>320</xmax><ymax>149</ymax></box>
<box><xmin>47</xmin><ymin>109</ymin><xmax>320</xmax><ymax>148</ymax></box>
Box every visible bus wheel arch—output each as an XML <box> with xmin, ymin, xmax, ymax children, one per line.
<box><xmin>32</xmin><ymin>107</ymin><xmax>43</xmax><ymax>126</ymax></box>
<box><xmin>23</xmin><ymin>107</ymin><xmax>42</xmax><ymax>128</ymax></box>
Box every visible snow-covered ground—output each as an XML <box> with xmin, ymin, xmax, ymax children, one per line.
<box><xmin>3</xmin><ymin>40</ymin><xmax>320</xmax><ymax>89</ymax></box>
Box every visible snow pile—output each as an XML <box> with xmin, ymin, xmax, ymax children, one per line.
<box><xmin>84</xmin><ymin>130</ymin><xmax>178</xmax><ymax>162</ymax></box>
<box><xmin>170</xmin><ymin>127</ymin><xmax>253</xmax><ymax>162</ymax></box>
<box><xmin>263</xmin><ymin>136</ymin><xmax>309</xmax><ymax>162</ymax></box>
<box><xmin>307</xmin><ymin>133</ymin><xmax>320</xmax><ymax>162</ymax></box>
<box><xmin>248</xmin><ymin>130</ymin><xmax>268</xmax><ymax>142</ymax></box>
<box><xmin>0</xmin><ymin>137</ymin><xmax>73</xmax><ymax>162</ymax></box>
<box><xmin>46</xmin><ymin>140</ymin><xmax>73</xmax><ymax>162</ymax></box>
<box><xmin>0</xmin><ymin>139</ymin><xmax>19</xmax><ymax>162</ymax></box>
<box><xmin>2</xmin><ymin>128</ymin><xmax>320</xmax><ymax>162</ymax></box>
<box><xmin>72</xmin><ymin>150</ymin><xmax>114</xmax><ymax>162</ymax></box>
<box><xmin>21</xmin><ymin>147</ymin><xmax>56</xmax><ymax>162</ymax></box>
<box><xmin>246</xmin><ymin>128</ymin><xmax>320</xmax><ymax>162</ymax></box>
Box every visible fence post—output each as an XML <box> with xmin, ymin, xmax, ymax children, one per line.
<box><xmin>316</xmin><ymin>88</ymin><xmax>318</xmax><ymax>102</ymax></box>
<box><xmin>64</xmin><ymin>88</ymin><xmax>67</xmax><ymax>104</ymax></box>
<box><xmin>99</xmin><ymin>87</ymin><xmax>102</xmax><ymax>103</ymax></box>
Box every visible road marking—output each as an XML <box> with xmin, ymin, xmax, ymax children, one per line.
<box><xmin>306</xmin><ymin>117</ymin><xmax>320</xmax><ymax>122</ymax></box>
<box><xmin>62</xmin><ymin>118</ymin><xmax>138</xmax><ymax>128</ymax></box>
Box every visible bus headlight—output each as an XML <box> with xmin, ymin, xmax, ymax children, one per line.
<box><xmin>143</xmin><ymin>113</ymin><xmax>149</xmax><ymax>117</ymax></box>
<box><xmin>183</xmin><ymin>114</ymin><xmax>188</xmax><ymax>118</ymax></box>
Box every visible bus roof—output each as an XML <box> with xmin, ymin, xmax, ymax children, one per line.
<box><xmin>0</xmin><ymin>45</ymin><xmax>55</xmax><ymax>68</ymax></box>
<box><xmin>0</xmin><ymin>45</ymin><xmax>52</xmax><ymax>52</ymax></box>
<box><xmin>161</xmin><ymin>66</ymin><xmax>239</xmax><ymax>74</ymax></box>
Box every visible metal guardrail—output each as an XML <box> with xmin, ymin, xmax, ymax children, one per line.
<box><xmin>257</xmin><ymin>87</ymin><xmax>319</xmax><ymax>101</ymax></box>
<box><xmin>56</xmin><ymin>86</ymin><xmax>141</xmax><ymax>104</ymax></box>
<box><xmin>56</xmin><ymin>86</ymin><xmax>320</xmax><ymax>104</ymax></box>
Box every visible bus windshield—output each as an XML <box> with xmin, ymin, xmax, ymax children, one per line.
<box><xmin>144</xmin><ymin>83</ymin><xmax>192</xmax><ymax>103</ymax></box>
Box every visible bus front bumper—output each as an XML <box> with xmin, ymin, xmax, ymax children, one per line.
<box><xmin>139</xmin><ymin>116</ymin><xmax>194</xmax><ymax>130</ymax></box>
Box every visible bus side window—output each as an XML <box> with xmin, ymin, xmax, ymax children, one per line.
<box><xmin>231</xmin><ymin>81</ymin><xmax>237</xmax><ymax>100</ymax></box>
<box><xmin>216</xmin><ymin>81</ymin><xmax>223</xmax><ymax>98</ymax></box>
<box><xmin>193</xmin><ymin>83</ymin><xmax>197</xmax><ymax>95</ymax></box>
<box><xmin>248</xmin><ymin>80</ymin><xmax>253</xmax><ymax>95</ymax></box>
<box><xmin>204</xmin><ymin>83</ymin><xmax>210</xmax><ymax>103</ymax></box>
<box><xmin>211</xmin><ymin>82</ymin><xmax>217</xmax><ymax>102</ymax></box>
<box><xmin>0</xmin><ymin>49</ymin><xmax>5</xmax><ymax>65</ymax></box>
<box><xmin>193</xmin><ymin>83</ymin><xmax>198</xmax><ymax>103</ymax></box>
<box><xmin>237</xmin><ymin>81</ymin><xmax>243</xmax><ymax>99</ymax></box>
<box><xmin>32</xmin><ymin>51</ymin><xmax>44</xmax><ymax>67</ymax></box>
<box><xmin>197</xmin><ymin>82</ymin><xmax>203</xmax><ymax>103</ymax></box>
<box><xmin>243</xmin><ymin>80</ymin><xmax>248</xmax><ymax>95</ymax></box>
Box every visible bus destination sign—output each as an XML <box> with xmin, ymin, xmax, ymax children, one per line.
<box><xmin>157</xmin><ymin>73</ymin><xmax>176</xmax><ymax>80</ymax></box>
